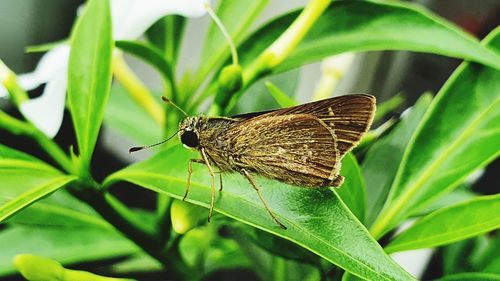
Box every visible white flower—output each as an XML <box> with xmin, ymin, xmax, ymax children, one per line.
<box><xmin>0</xmin><ymin>0</ymin><xmax>208</xmax><ymax>138</ymax></box>
<box><xmin>0</xmin><ymin>60</ymin><xmax>11</xmax><ymax>98</ymax></box>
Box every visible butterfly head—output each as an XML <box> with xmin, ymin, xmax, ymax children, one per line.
<box><xmin>178</xmin><ymin>116</ymin><xmax>204</xmax><ymax>149</ymax></box>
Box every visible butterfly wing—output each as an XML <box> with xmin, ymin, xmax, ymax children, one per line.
<box><xmin>258</xmin><ymin>94</ymin><xmax>376</xmax><ymax>158</ymax></box>
<box><xmin>225</xmin><ymin>114</ymin><xmax>341</xmax><ymax>187</ymax></box>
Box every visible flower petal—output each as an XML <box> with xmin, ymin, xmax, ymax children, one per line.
<box><xmin>0</xmin><ymin>84</ymin><xmax>6</xmax><ymax>98</ymax></box>
<box><xmin>111</xmin><ymin>0</ymin><xmax>209</xmax><ymax>40</ymax></box>
<box><xmin>0</xmin><ymin>60</ymin><xmax>11</xmax><ymax>97</ymax></box>
<box><xmin>16</xmin><ymin>45</ymin><xmax>70</xmax><ymax>91</ymax></box>
<box><xmin>20</xmin><ymin>72</ymin><xmax>67</xmax><ymax>138</ymax></box>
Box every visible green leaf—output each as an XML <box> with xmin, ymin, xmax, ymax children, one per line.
<box><xmin>476</xmin><ymin>236</ymin><xmax>500</xmax><ymax>274</ymax></box>
<box><xmin>195</xmin><ymin>0</ymin><xmax>269</xmax><ymax>86</ymax></box>
<box><xmin>67</xmin><ymin>0</ymin><xmax>113</xmax><ymax>171</ymax></box>
<box><xmin>234</xmin><ymin>69</ymin><xmax>300</xmax><ymax>114</ymax></box>
<box><xmin>442</xmin><ymin>238</ymin><xmax>479</xmax><ymax>274</ymax></box>
<box><xmin>385</xmin><ymin>194</ymin><xmax>500</xmax><ymax>253</ymax></box>
<box><xmin>105</xmin><ymin>147</ymin><xmax>415</xmax><ymax>281</ymax></box>
<box><xmin>0</xmin><ymin>145</ymin><xmax>76</xmax><ymax>222</ymax></box>
<box><xmin>0</xmin><ymin>190</ymin><xmax>146</xmax><ymax>277</ymax></box>
<box><xmin>237</xmin><ymin>1</ymin><xmax>500</xmax><ymax>77</ymax></box>
<box><xmin>370</xmin><ymin>28</ymin><xmax>500</xmax><ymax>237</ymax></box>
<box><xmin>146</xmin><ymin>15</ymin><xmax>185</xmax><ymax>64</ymax></box>
<box><xmin>363</xmin><ymin>94</ymin><xmax>432</xmax><ymax>226</ymax></box>
<box><xmin>0</xmin><ymin>226</ymin><xmax>139</xmax><ymax>276</ymax></box>
<box><xmin>232</xmin><ymin>226</ymin><xmax>320</xmax><ymax>281</ymax></box>
<box><xmin>178</xmin><ymin>222</ymin><xmax>252</xmax><ymax>276</ymax></box>
<box><xmin>373</xmin><ymin>94</ymin><xmax>405</xmax><ymax>124</ymax></box>
<box><xmin>104</xmin><ymin>85</ymin><xmax>162</xmax><ymax>145</ymax></box>
<box><xmin>433</xmin><ymin>273</ymin><xmax>500</xmax><ymax>281</ymax></box>
<box><xmin>264</xmin><ymin>81</ymin><xmax>298</xmax><ymax>108</ymax></box>
<box><xmin>115</xmin><ymin>40</ymin><xmax>175</xmax><ymax>95</ymax></box>
<box><xmin>5</xmin><ymin>190</ymin><xmax>112</xmax><ymax>230</ymax></box>
<box><xmin>412</xmin><ymin>187</ymin><xmax>477</xmax><ymax>217</ymax></box>
<box><xmin>230</xmin><ymin>222</ymin><xmax>319</xmax><ymax>265</ymax></box>
<box><xmin>336</xmin><ymin>153</ymin><xmax>366</xmax><ymax>222</ymax></box>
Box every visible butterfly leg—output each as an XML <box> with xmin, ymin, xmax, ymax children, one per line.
<box><xmin>201</xmin><ymin>148</ymin><xmax>216</xmax><ymax>222</ymax></box>
<box><xmin>241</xmin><ymin>169</ymin><xmax>287</xmax><ymax>230</ymax></box>
<box><xmin>330</xmin><ymin>175</ymin><xmax>345</xmax><ymax>188</ymax></box>
<box><xmin>219</xmin><ymin>174</ymin><xmax>223</xmax><ymax>191</ymax></box>
<box><xmin>184</xmin><ymin>158</ymin><xmax>205</xmax><ymax>201</ymax></box>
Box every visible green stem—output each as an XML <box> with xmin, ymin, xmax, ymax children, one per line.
<box><xmin>0</xmin><ymin>111</ymin><xmax>74</xmax><ymax>173</ymax></box>
<box><xmin>69</xmin><ymin>184</ymin><xmax>193</xmax><ymax>280</ymax></box>
<box><xmin>112</xmin><ymin>52</ymin><xmax>165</xmax><ymax>127</ymax></box>
<box><xmin>265</xmin><ymin>0</ymin><xmax>330</xmax><ymax>68</ymax></box>
<box><xmin>0</xmin><ymin>59</ymin><xmax>28</xmax><ymax>107</ymax></box>
<box><xmin>156</xmin><ymin>195</ymin><xmax>173</xmax><ymax>247</ymax></box>
<box><xmin>224</xmin><ymin>0</ymin><xmax>331</xmax><ymax>114</ymax></box>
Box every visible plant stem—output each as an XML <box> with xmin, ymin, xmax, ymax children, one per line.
<box><xmin>0</xmin><ymin>111</ymin><xmax>74</xmax><ymax>173</ymax></box>
<box><xmin>265</xmin><ymin>0</ymin><xmax>330</xmax><ymax>68</ymax></box>
<box><xmin>0</xmin><ymin>59</ymin><xmax>28</xmax><ymax>107</ymax></box>
<box><xmin>224</xmin><ymin>0</ymin><xmax>331</xmax><ymax>114</ymax></box>
<box><xmin>69</xmin><ymin>184</ymin><xmax>193</xmax><ymax>280</ymax></box>
<box><xmin>112</xmin><ymin>52</ymin><xmax>165</xmax><ymax>127</ymax></box>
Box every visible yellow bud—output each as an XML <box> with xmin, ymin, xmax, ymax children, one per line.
<box><xmin>217</xmin><ymin>64</ymin><xmax>243</xmax><ymax>100</ymax></box>
<box><xmin>14</xmin><ymin>254</ymin><xmax>136</xmax><ymax>281</ymax></box>
<box><xmin>14</xmin><ymin>254</ymin><xmax>64</xmax><ymax>281</ymax></box>
<box><xmin>171</xmin><ymin>199</ymin><xmax>205</xmax><ymax>234</ymax></box>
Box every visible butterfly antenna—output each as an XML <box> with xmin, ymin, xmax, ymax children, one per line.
<box><xmin>161</xmin><ymin>96</ymin><xmax>188</xmax><ymax>117</ymax></box>
<box><xmin>129</xmin><ymin>130</ymin><xmax>180</xmax><ymax>153</ymax></box>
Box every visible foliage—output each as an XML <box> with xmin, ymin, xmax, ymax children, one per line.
<box><xmin>0</xmin><ymin>0</ymin><xmax>498</xmax><ymax>280</ymax></box>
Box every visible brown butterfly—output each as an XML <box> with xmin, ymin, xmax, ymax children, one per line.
<box><xmin>131</xmin><ymin>94</ymin><xmax>376</xmax><ymax>229</ymax></box>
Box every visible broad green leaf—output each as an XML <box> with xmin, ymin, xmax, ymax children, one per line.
<box><xmin>234</xmin><ymin>69</ymin><xmax>300</xmax><ymax>114</ymax></box>
<box><xmin>105</xmin><ymin>85</ymin><xmax>161</xmax><ymax>145</ymax></box>
<box><xmin>363</xmin><ymin>94</ymin><xmax>432</xmax><ymax>226</ymax></box>
<box><xmin>412</xmin><ymin>187</ymin><xmax>477</xmax><ymax>217</ymax></box>
<box><xmin>336</xmin><ymin>153</ymin><xmax>366</xmax><ymax>222</ymax></box>
<box><xmin>102</xmin><ymin>253</ymin><xmax>162</xmax><ymax>276</ymax></box>
<box><xmin>342</xmin><ymin>272</ymin><xmax>364</xmax><ymax>281</ymax></box>
<box><xmin>5</xmin><ymin>191</ymin><xmax>112</xmax><ymax>230</ymax></box>
<box><xmin>178</xmin><ymin>222</ymin><xmax>252</xmax><ymax>277</ymax></box>
<box><xmin>264</xmin><ymin>81</ymin><xmax>298</xmax><ymax>108</ymax></box>
<box><xmin>370</xmin><ymin>29</ymin><xmax>500</xmax><ymax>238</ymax></box>
<box><xmin>236</xmin><ymin>1</ymin><xmax>500</xmax><ymax>77</ymax></box>
<box><xmin>442</xmin><ymin>238</ymin><xmax>479</xmax><ymax>275</ymax></box>
<box><xmin>433</xmin><ymin>273</ymin><xmax>500</xmax><ymax>281</ymax></box>
<box><xmin>385</xmin><ymin>194</ymin><xmax>500</xmax><ymax>253</ymax></box>
<box><xmin>146</xmin><ymin>15</ymin><xmax>185</xmax><ymax>64</ymax></box>
<box><xmin>477</xmin><ymin>236</ymin><xmax>500</xmax><ymax>274</ymax></box>
<box><xmin>0</xmin><ymin>190</ymin><xmax>146</xmax><ymax>277</ymax></box>
<box><xmin>67</xmin><ymin>0</ymin><xmax>113</xmax><ymax>171</ymax></box>
<box><xmin>0</xmin><ymin>226</ymin><xmax>139</xmax><ymax>276</ymax></box>
<box><xmin>230</xmin><ymin>222</ymin><xmax>319</xmax><ymax>265</ymax></box>
<box><xmin>195</xmin><ymin>0</ymin><xmax>269</xmax><ymax>86</ymax></box>
<box><xmin>105</xmin><ymin>147</ymin><xmax>415</xmax><ymax>281</ymax></box>
<box><xmin>278</xmin><ymin>1</ymin><xmax>500</xmax><ymax>72</ymax></box>
<box><xmin>233</xmin><ymin>225</ymin><xmax>320</xmax><ymax>281</ymax></box>
<box><xmin>0</xmin><ymin>145</ymin><xmax>76</xmax><ymax>222</ymax></box>
<box><xmin>115</xmin><ymin>40</ymin><xmax>175</xmax><ymax>94</ymax></box>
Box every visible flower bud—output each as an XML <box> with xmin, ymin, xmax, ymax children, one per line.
<box><xmin>14</xmin><ymin>254</ymin><xmax>64</xmax><ymax>281</ymax></box>
<box><xmin>215</xmin><ymin>64</ymin><xmax>243</xmax><ymax>106</ymax></box>
<box><xmin>171</xmin><ymin>199</ymin><xmax>205</xmax><ymax>234</ymax></box>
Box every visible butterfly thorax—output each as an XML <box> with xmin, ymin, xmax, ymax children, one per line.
<box><xmin>178</xmin><ymin>115</ymin><xmax>240</xmax><ymax>172</ymax></box>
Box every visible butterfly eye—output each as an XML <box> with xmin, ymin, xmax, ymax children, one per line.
<box><xmin>181</xmin><ymin>130</ymin><xmax>199</xmax><ymax>148</ymax></box>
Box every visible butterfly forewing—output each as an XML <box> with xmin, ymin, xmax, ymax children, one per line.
<box><xmin>261</xmin><ymin>94</ymin><xmax>376</xmax><ymax>158</ymax></box>
<box><xmin>226</xmin><ymin>114</ymin><xmax>340</xmax><ymax>187</ymax></box>
<box><xmin>222</xmin><ymin>94</ymin><xmax>375</xmax><ymax>188</ymax></box>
